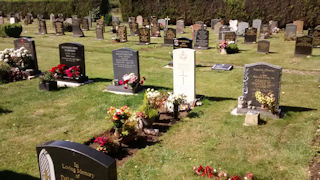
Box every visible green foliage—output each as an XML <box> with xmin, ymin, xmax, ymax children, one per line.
<box><xmin>226</xmin><ymin>43</ymin><xmax>239</xmax><ymax>54</ymax></box>
<box><xmin>139</xmin><ymin>93</ymin><xmax>159</xmax><ymax>121</ymax></box>
<box><xmin>1</xmin><ymin>23</ymin><xmax>22</xmax><ymax>38</ymax></box>
<box><xmin>99</xmin><ymin>0</ymin><xmax>110</xmax><ymax>17</ymax></box>
<box><xmin>0</xmin><ymin>62</ymin><xmax>11</xmax><ymax>83</ymax></box>
<box><xmin>41</xmin><ymin>71</ymin><xmax>55</xmax><ymax>82</ymax></box>
<box><xmin>104</xmin><ymin>13</ymin><xmax>112</xmax><ymax>25</ymax></box>
<box><xmin>63</xmin><ymin>22</ymin><xmax>72</xmax><ymax>32</ymax></box>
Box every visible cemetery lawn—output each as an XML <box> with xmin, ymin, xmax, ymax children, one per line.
<box><xmin>0</xmin><ymin>21</ymin><xmax>320</xmax><ymax>180</ymax></box>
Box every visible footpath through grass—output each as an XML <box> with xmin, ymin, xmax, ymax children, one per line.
<box><xmin>0</xmin><ymin>20</ymin><xmax>320</xmax><ymax>179</ymax></box>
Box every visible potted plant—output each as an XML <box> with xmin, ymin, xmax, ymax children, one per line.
<box><xmin>39</xmin><ymin>71</ymin><xmax>57</xmax><ymax>91</ymax></box>
<box><xmin>167</xmin><ymin>93</ymin><xmax>187</xmax><ymax>119</ymax></box>
<box><xmin>255</xmin><ymin>91</ymin><xmax>277</xmax><ymax>113</ymax></box>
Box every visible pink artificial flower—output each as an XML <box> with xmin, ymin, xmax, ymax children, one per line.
<box><xmin>119</xmin><ymin>80</ymin><xmax>123</xmax><ymax>85</ymax></box>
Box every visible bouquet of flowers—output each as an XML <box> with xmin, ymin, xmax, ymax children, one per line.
<box><xmin>167</xmin><ymin>92</ymin><xmax>187</xmax><ymax>106</ymax></box>
<box><xmin>217</xmin><ymin>40</ymin><xmax>229</xmax><ymax>50</ymax></box>
<box><xmin>119</xmin><ymin>73</ymin><xmax>145</xmax><ymax>89</ymax></box>
<box><xmin>146</xmin><ymin>88</ymin><xmax>168</xmax><ymax>109</ymax></box>
<box><xmin>193</xmin><ymin>165</ymin><xmax>253</xmax><ymax>179</ymax></box>
<box><xmin>93</xmin><ymin>136</ymin><xmax>119</xmax><ymax>154</ymax></box>
<box><xmin>50</xmin><ymin>64</ymin><xmax>66</xmax><ymax>79</ymax></box>
<box><xmin>107</xmin><ymin>106</ymin><xmax>131</xmax><ymax>129</ymax></box>
<box><xmin>65</xmin><ymin>65</ymin><xmax>80</xmax><ymax>78</ymax></box>
<box><xmin>255</xmin><ymin>91</ymin><xmax>276</xmax><ymax>113</ymax></box>
<box><xmin>0</xmin><ymin>47</ymin><xmax>32</xmax><ymax>70</ymax></box>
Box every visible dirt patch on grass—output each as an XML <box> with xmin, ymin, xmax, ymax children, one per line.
<box><xmin>309</xmin><ymin>122</ymin><xmax>320</xmax><ymax>180</ymax></box>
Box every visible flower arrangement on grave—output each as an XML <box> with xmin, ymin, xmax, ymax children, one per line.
<box><xmin>217</xmin><ymin>40</ymin><xmax>229</xmax><ymax>54</ymax></box>
<box><xmin>65</xmin><ymin>65</ymin><xmax>80</xmax><ymax>78</ymax></box>
<box><xmin>217</xmin><ymin>40</ymin><xmax>239</xmax><ymax>54</ymax></box>
<box><xmin>255</xmin><ymin>91</ymin><xmax>277</xmax><ymax>113</ymax></box>
<box><xmin>50</xmin><ymin>64</ymin><xmax>66</xmax><ymax>79</ymax></box>
<box><xmin>50</xmin><ymin>64</ymin><xmax>81</xmax><ymax>80</ymax></box>
<box><xmin>93</xmin><ymin>136</ymin><xmax>119</xmax><ymax>155</ymax></box>
<box><xmin>167</xmin><ymin>92</ymin><xmax>187</xmax><ymax>119</ymax></box>
<box><xmin>119</xmin><ymin>73</ymin><xmax>145</xmax><ymax>90</ymax></box>
<box><xmin>39</xmin><ymin>71</ymin><xmax>58</xmax><ymax>91</ymax></box>
<box><xmin>193</xmin><ymin>165</ymin><xmax>253</xmax><ymax>180</ymax></box>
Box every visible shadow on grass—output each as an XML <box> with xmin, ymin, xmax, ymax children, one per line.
<box><xmin>90</xmin><ymin>78</ymin><xmax>112</xmax><ymax>83</ymax></box>
<box><xmin>280</xmin><ymin>105</ymin><xmax>317</xmax><ymax>113</ymax></box>
<box><xmin>142</xmin><ymin>85</ymin><xmax>171</xmax><ymax>91</ymax></box>
<box><xmin>196</xmin><ymin>64</ymin><xmax>212</xmax><ymax>68</ymax></box>
<box><xmin>0</xmin><ymin>170</ymin><xmax>39</xmax><ymax>180</ymax></box>
<box><xmin>202</xmin><ymin>95</ymin><xmax>237</xmax><ymax>102</ymax></box>
<box><xmin>0</xmin><ymin>107</ymin><xmax>12</xmax><ymax>114</ymax></box>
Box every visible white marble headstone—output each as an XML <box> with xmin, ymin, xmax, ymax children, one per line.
<box><xmin>252</xmin><ymin>19</ymin><xmax>262</xmax><ymax>32</ymax></box>
<box><xmin>173</xmin><ymin>48</ymin><xmax>196</xmax><ymax>104</ymax></box>
<box><xmin>10</xmin><ymin>17</ymin><xmax>15</xmax><ymax>24</ymax></box>
<box><xmin>229</xmin><ymin>20</ymin><xmax>238</xmax><ymax>32</ymax></box>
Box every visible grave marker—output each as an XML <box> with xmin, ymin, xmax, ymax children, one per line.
<box><xmin>257</xmin><ymin>40</ymin><xmax>270</xmax><ymax>54</ymax></box>
<box><xmin>213</xmin><ymin>21</ymin><xmax>223</xmax><ymax>34</ymax></box>
<box><xmin>211</xmin><ymin>19</ymin><xmax>220</xmax><ymax>30</ymax></box>
<box><xmin>223</xmin><ymin>31</ymin><xmax>236</xmax><ymax>43</ymax></box>
<box><xmin>284</xmin><ymin>24</ymin><xmax>297</xmax><ymax>41</ymax></box>
<box><xmin>173</xmin><ymin>37</ymin><xmax>193</xmax><ymax>49</ymax></box>
<box><xmin>136</xmin><ymin>15</ymin><xmax>143</xmax><ymax>26</ymax></box>
<box><xmin>252</xmin><ymin>19</ymin><xmax>262</xmax><ymax>32</ymax></box>
<box><xmin>96</xmin><ymin>23</ymin><xmax>104</xmax><ymax>40</ymax></box>
<box><xmin>219</xmin><ymin>25</ymin><xmax>230</xmax><ymax>41</ymax></box>
<box><xmin>54</xmin><ymin>19</ymin><xmax>64</xmax><ymax>36</ymax></box>
<box><xmin>194</xmin><ymin>29</ymin><xmax>209</xmax><ymax>49</ymax></box>
<box><xmin>237</xmin><ymin>22</ymin><xmax>249</xmax><ymax>36</ymax></box>
<box><xmin>163</xmin><ymin>28</ymin><xmax>176</xmax><ymax>46</ymax></box>
<box><xmin>138</xmin><ymin>27</ymin><xmax>150</xmax><ymax>44</ymax></box>
<box><xmin>259</xmin><ymin>24</ymin><xmax>270</xmax><ymax>39</ymax></box>
<box><xmin>176</xmin><ymin>20</ymin><xmax>184</xmax><ymax>34</ymax></box>
<box><xmin>38</xmin><ymin>19</ymin><xmax>47</xmax><ymax>34</ymax></box>
<box><xmin>229</xmin><ymin>20</ymin><xmax>238</xmax><ymax>32</ymax></box>
<box><xmin>72</xmin><ymin>18</ymin><xmax>84</xmax><ymax>37</ymax></box>
<box><xmin>81</xmin><ymin>18</ymin><xmax>89</xmax><ymax>31</ymax></box>
<box><xmin>311</xmin><ymin>25</ymin><xmax>320</xmax><ymax>47</ymax></box>
<box><xmin>294</xmin><ymin>20</ymin><xmax>304</xmax><ymax>34</ymax></box>
<box><xmin>294</xmin><ymin>35</ymin><xmax>313</xmax><ymax>56</ymax></box>
<box><xmin>191</xmin><ymin>24</ymin><xmax>202</xmax><ymax>40</ymax></box>
<box><xmin>14</xmin><ymin>38</ymin><xmax>39</xmax><ymax>74</ymax></box>
<box><xmin>117</xmin><ymin>25</ymin><xmax>127</xmax><ymax>42</ymax></box>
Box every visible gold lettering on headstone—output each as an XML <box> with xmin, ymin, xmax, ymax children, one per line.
<box><xmin>60</xmin><ymin>162</ymin><xmax>95</xmax><ymax>179</ymax></box>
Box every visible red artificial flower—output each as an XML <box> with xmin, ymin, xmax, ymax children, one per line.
<box><xmin>230</xmin><ymin>176</ymin><xmax>240</xmax><ymax>180</ymax></box>
<box><xmin>140</xmin><ymin>80</ymin><xmax>144</xmax><ymax>85</ymax></box>
<box><xmin>119</xmin><ymin>80</ymin><xmax>123</xmax><ymax>85</ymax></box>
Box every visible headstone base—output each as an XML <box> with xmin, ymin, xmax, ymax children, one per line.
<box><xmin>57</xmin><ymin>80</ymin><xmax>93</xmax><ymax>87</ymax></box>
<box><xmin>104</xmin><ymin>84</ymin><xmax>142</xmax><ymax>95</ymax></box>
<box><xmin>231</xmin><ymin>107</ymin><xmax>280</xmax><ymax>119</ymax></box>
<box><xmin>162</xmin><ymin>44</ymin><xmax>173</xmax><ymax>47</ymax></box>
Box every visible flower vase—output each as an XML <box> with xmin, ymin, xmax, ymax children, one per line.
<box><xmin>114</xmin><ymin>128</ymin><xmax>121</xmax><ymax>138</ymax></box>
<box><xmin>220</xmin><ymin>48</ymin><xmax>227</xmax><ymax>55</ymax></box>
<box><xmin>173</xmin><ymin>104</ymin><xmax>179</xmax><ymax>119</ymax></box>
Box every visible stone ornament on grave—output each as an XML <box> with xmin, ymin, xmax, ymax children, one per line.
<box><xmin>106</xmin><ymin>48</ymin><xmax>140</xmax><ymax>94</ymax></box>
<box><xmin>311</xmin><ymin>26</ymin><xmax>320</xmax><ymax>47</ymax></box>
<box><xmin>219</xmin><ymin>25</ymin><xmax>230</xmax><ymax>41</ymax></box>
<box><xmin>59</xmin><ymin>43</ymin><xmax>88</xmax><ymax>83</ymax></box>
<box><xmin>194</xmin><ymin>29</ymin><xmax>209</xmax><ymax>50</ymax></box>
<box><xmin>294</xmin><ymin>20</ymin><xmax>304</xmax><ymax>34</ymax></box>
<box><xmin>284</xmin><ymin>24</ymin><xmax>297</xmax><ymax>41</ymax></box>
<box><xmin>257</xmin><ymin>40</ymin><xmax>270</xmax><ymax>54</ymax></box>
<box><xmin>136</xmin><ymin>15</ymin><xmax>143</xmax><ymax>26</ymax></box>
<box><xmin>176</xmin><ymin>20</ymin><xmax>184</xmax><ymax>34</ymax></box>
<box><xmin>164</xmin><ymin>28</ymin><xmax>176</xmax><ymax>46</ymax></box>
<box><xmin>252</xmin><ymin>19</ymin><xmax>262</xmax><ymax>32</ymax></box>
<box><xmin>191</xmin><ymin>24</ymin><xmax>202</xmax><ymax>40</ymax></box>
<box><xmin>229</xmin><ymin>20</ymin><xmax>238</xmax><ymax>32</ymax></box>
<box><xmin>294</xmin><ymin>35</ymin><xmax>313</xmax><ymax>56</ymax></box>
<box><xmin>236</xmin><ymin>62</ymin><xmax>282</xmax><ymax>118</ymax></box>
<box><xmin>96</xmin><ymin>23</ymin><xmax>104</xmax><ymax>40</ymax></box>
<box><xmin>38</xmin><ymin>19</ymin><xmax>47</xmax><ymax>34</ymax></box>
<box><xmin>81</xmin><ymin>18</ymin><xmax>89</xmax><ymax>31</ymax></box>
<box><xmin>173</xmin><ymin>37</ymin><xmax>193</xmax><ymax>49</ymax></box>
<box><xmin>259</xmin><ymin>24</ymin><xmax>270</xmax><ymax>39</ymax></box>
<box><xmin>138</xmin><ymin>27</ymin><xmax>150</xmax><ymax>44</ymax></box>
<box><xmin>54</xmin><ymin>20</ymin><xmax>65</xmax><ymax>36</ymax></box>
<box><xmin>237</xmin><ymin>22</ymin><xmax>249</xmax><ymax>36</ymax></box>
<box><xmin>72</xmin><ymin>18</ymin><xmax>84</xmax><ymax>37</ymax></box>
<box><xmin>14</xmin><ymin>38</ymin><xmax>39</xmax><ymax>74</ymax></box>
<box><xmin>36</xmin><ymin>140</ymin><xmax>117</xmax><ymax>180</ymax></box>
<box><xmin>173</xmin><ymin>48</ymin><xmax>196</xmax><ymax>104</ymax></box>
<box><xmin>117</xmin><ymin>26</ymin><xmax>128</xmax><ymax>42</ymax></box>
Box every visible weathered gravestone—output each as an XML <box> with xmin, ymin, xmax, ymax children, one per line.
<box><xmin>211</xmin><ymin>19</ymin><xmax>220</xmax><ymax>30</ymax></box>
<box><xmin>257</xmin><ymin>40</ymin><xmax>270</xmax><ymax>54</ymax></box>
<box><xmin>14</xmin><ymin>13</ymin><xmax>21</xmax><ymax>22</ymax></box>
<box><xmin>81</xmin><ymin>18</ymin><xmax>89</xmax><ymax>31</ymax></box>
<box><xmin>173</xmin><ymin>48</ymin><xmax>196</xmax><ymax>104</ymax></box>
<box><xmin>136</xmin><ymin>15</ymin><xmax>143</xmax><ymax>26</ymax></box>
<box><xmin>213</xmin><ymin>21</ymin><xmax>223</xmax><ymax>34</ymax></box>
<box><xmin>138</xmin><ymin>27</ymin><xmax>150</xmax><ymax>44</ymax></box>
<box><xmin>284</xmin><ymin>24</ymin><xmax>297</xmax><ymax>41</ymax></box>
<box><xmin>117</xmin><ymin>25</ymin><xmax>127</xmax><ymax>42</ymax></box>
<box><xmin>294</xmin><ymin>20</ymin><xmax>304</xmax><ymax>34</ymax></box>
<box><xmin>59</xmin><ymin>43</ymin><xmax>88</xmax><ymax>83</ymax></box>
<box><xmin>294</xmin><ymin>35</ymin><xmax>313</xmax><ymax>56</ymax></box>
<box><xmin>142</xmin><ymin>17</ymin><xmax>149</xmax><ymax>27</ymax></box>
<box><xmin>163</xmin><ymin>28</ymin><xmax>176</xmax><ymax>46</ymax></box>
<box><xmin>54</xmin><ymin>19</ymin><xmax>64</xmax><ymax>36</ymax></box>
<box><xmin>194</xmin><ymin>29</ymin><xmax>209</xmax><ymax>49</ymax></box>
<box><xmin>151</xmin><ymin>22</ymin><xmax>161</xmax><ymax>37</ymax></box>
<box><xmin>24</xmin><ymin>14</ymin><xmax>32</xmax><ymax>25</ymax></box>
<box><xmin>173</xmin><ymin>37</ymin><xmax>193</xmax><ymax>49</ymax></box>
<box><xmin>269</xmin><ymin>20</ymin><xmax>278</xmax><ymax>33</ymax></box>
<box><xmin>106</xmin><ymin>48</ymin><xmax>141</xmax><ymax>94</ymax></box>
<box><xmin>195</xmin><ymin>21</ymin><xmax>204</xmax><ymax>26</ymax></box>
<box><xmin>129</xmin><ymin>17</ymin><xmax>139</xmax><ymax>36</ymax></box>
<box><xmin>0</xmin><ymin>16</ymin><xmax>3</xmax><ymax>27</ymax></box>
<box><xmin>158</xmin><ymin>19</ymin><xmax>165</xmax><ymax>29</ymax></box>
<box><xmin>235</xmin><ymin>62</ymin><xmax>282</xmax><ymax>118</ymax></box>
<box><xmin>36</xmin><ymin>140</ymin><xmax>117</xmax><ymax>180</ymax></box>
<box><xmin>50</xmin><ymin>13</ymin><xmax>55</xmax><ymax>23</ymax></box>
<box><xmin>72</xmin><ymin>18</ymin><xmax>84</xmax><ymax>37</ymax></box>
<box><xmin>223</xmin><ymin>31</ymin><xmax>236</xmax><ymax>43</ymax></box>
<box><xmin>259</xmin><ymin>24</ymin><xmax>270</xmax><ymax>39</ymax></box>
<box><xmin>229</xmin><ymin>19</ymin><xmax>238</xmax><ymax>32</ymax></box>
<box><xmin>176</xmin><ymin>19</ymin><xmax>184</xmax><ymax>34</ymax></box>
<box><xmin>38</xmin><ymin>19</ymin><xmax>47</xmax><ymax>34</ymax></box>
<box><xmin>219</xmin><ymin>25</ymin><xmax>230</xmax><ymax>41</ymax></box>
<box><xmin>150</xmin><ymin>16</ymin><xmax>157</xmax><ymax>26</ymax></box>
<box><xmin>112</xmin><ymin>17</ymin><xmax>120</xmax><ymax>33</ymax></box>
<box><xmin>311</xmin><ymin>25</ymin><xmax>320</xmax><ymax>47</ymax></box>
<box><xmin>252</xmin><ymin>19</ymin><xmax>262</xmax><ymax>32</ymax></box>
<box><xmin>96</xmin><ymin>23</ymin><xmax>104</xmax><ymax>40</ymax></box>
<box><xmin>86</xmin><ymin>16</ymin><xmax>92</xmax><ymax>28</ymax></box>
<box><xmin>191</xmin><ymin>24</ymin><xmax>202</xmax><ymax>40</ymax></box>
<box><xmin>237</xmin><ymin>22</ymin><xmax>249</xmax><ymax>36</ymax></box>
<box><xmin>14</xmin><ymin>38</ymin><xmax>39</xmax><ymax>75</ymax></box>
<box><xmin>96</xmin><ymin>19</ymin><xmax>105</xmax><ymax>33</ymax></box>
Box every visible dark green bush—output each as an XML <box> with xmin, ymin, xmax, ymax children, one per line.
<box><xmin>104</xmin><ymin>13</ymin><xmax>113</xmax><ymax>25</ymax></box>
<box><xmin>99</xmin><ymin>0</ymin><xmax>111</xmax><ymax>17</ymax></box>
<box><xmin>63</xmin><ymin>22</ymin><xmax>72</xmax><ymax>32</ymax></box>
<box><xmin>226</xmin><ymin>43</ymin><xmax>239</xmax><ymax>54</ymax></box>
<box><xmin>1</xmin><ymin>23</ymin><xmax>22</xmax><ymax>38</ymax></box>
<box><xmin>0</xmin><ymin>62</ymin><xmax>11</xmax><ymax>83</ymax></box>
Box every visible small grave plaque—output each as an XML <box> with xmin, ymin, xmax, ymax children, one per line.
<box><xmin>194</xmin><ymin>29</ymin><xmax>209</xmax><ymax>49</ymax></box>
<box><xmin>293</xmin><ymin>20</ymin><xmax>304</xmax><ymax>34</ymax></box>
<box><xmin>81</xmin><ymin>18</ymin><xmax>89</xmax><ymax>31</ymax></box>
<box><xmin>237</xmin><ymin>22</ymin><xmax>249</xmax><ymax>36</ymax></box>
<box><xmin>59</xmin><ymin>43</ymin><xmax>88</xmax><ymax>82</ymax></box>
<box><xmin>138</xmin><ymin>27</ymin><xmax>150</xmax><ymax>44</ymax></box>
<box><xmin>294</xmin><ymin>35</ymin><xmax>313</xmax><ymax>56</ymax></box>
<box><xmin>117</xmin><ymin>25</ymin><xmax>128</xmax><ymax>42</ymax></box>
<box><xmin>211</xmin><ymin>64</ymin><xmax>233</xmax><ymax>71</ymax></box>
<box><xmin>176</xmin><ymin>20</ymin><xmax>184</xmax><ymax>34</ymax></box>
<box><xmin>72</xmin><ymin>18</ymin><xmax>84</xmax><ymax>37</ymax></box>
<box><xmin>257</xmin><ymin>40</ymin><xmax>270</xmax><ymax>53</ymax></box>
<box><xmin>173</xmin><ymin>37</ymin><xmax>193</xmax><ymax>49</ymax></box>
<box><xmin>164</xmin><ymin>28</ymin><xmax>176</xmax><ymax>46</ymax></box>
<box><xmin>14</xmin><ymin>38</ymin><xmax>39</xmax><ymax>74</ymax></box>
<box><xmin>54</xmin><ymin>20</ymin><xmax>64</xmax><ymax>36</ymax></box>
<box><xmin>36</xmin><ymin>140</ymin><xmax>117</xmax><ymax>180</ymax></box>
<box><xmin>244</xmin><ymin>28</ymin><xmax>257</xmax><ymax>43</ymax></box>
<box><xmin>252</xmin><ymin>19</ymin><xmax>262</xmax><ymax>32</ymax></box>
<box><xmin>219</xmin><ymin>25</ymin><xmax>230</xmax><ymax>40</ymax></box>
<box><xmin>285</xmin><ymin>24</ymin><xmax>297</xmax><ymax>41</ymax></box>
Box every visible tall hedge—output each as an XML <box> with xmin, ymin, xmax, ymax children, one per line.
<box><xmin>119</xmin><ymin>0</ymin><xmax>320</xmax><ymax>28</ymax></box>
<box><xmin>0</xmin><ymin>0</ymin><xmax>101</xmax><ymax>18</ymax></box>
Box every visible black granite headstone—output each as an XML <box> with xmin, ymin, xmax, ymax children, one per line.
<box><xmin>138</xmin><ymin>27</ymin><xmax>150</xmax><ymax>44</ymax></box>
<box><xmin>257</xmin><ymin>40</ymin><xmax>270</xmax><ymax>54</ymax></box>
<box><xmin>14</xmin><ymin>38</ymin><xmax>39</xmax><ymax>73</ymax></box>
<box><xmin>294</xmin><ymin>35</ymin><xmax>313</xmax><ymax>56</ymax></box>
<box><xmin>244</xmin><ymin>28</ymin><xmax>257</xmax><ymax>43</ymax></box>
<box><xmin>194</xmin><ymin>29</ymin><xmax>209</xmax><ymax>49</ymax></box>
<box><xmin>163</xmin><ymin>28</ymin><xmax>176</xmax><ymax>46</ymax></box>
<box><xmin>173</xmin><ymin>37</ymin><xmax>193</xmax><ymax>49</ymax></box>
<box><xmin>36</xmin><ymin>140</ymin><xmax>117</xmax><ymax>180</ymax></box>
<box><xmin>72</xmin><ymin>18</ymin><xmax>84</xmax><ymax>37</ymax></box>
<box><xmin>59</xmin><ymin>43</ymin><xmax>88</xmax><ymax>82</ymax></box>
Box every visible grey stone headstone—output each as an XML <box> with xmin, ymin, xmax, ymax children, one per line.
<box><xmin>14</xmin><ymin>38</ymin><xmax>39</xmax><ymax>73</ymax></box>
<box><xmin>96</xmin><ymin>19</ymin><xmax>105</xmax><ymax>33</ymax></box>
<box><xmin>213</xmin><ymin>22</ymin><xmax>223</xmax><ymax>34</ymax></box>
<box><xmin>176</xmin><ymin>20</ymin><xmax>184</xmax><ymax>34</ymax></box>
<box><xmin>54</xmin><ymin>20</ymin><xmax>65</xmax><ymax>36</ymax></box>
<box><xmin>269</xmin><ymin>20</ymin><xmax>278</xmax><ymax>32</ymax></box>
<box><xmin>211</xmin><ymin>19</ymin><xmax>220</xmax><ymax>30</ymax></box>
<box><xmin>219</xmin><ymin>26</ymin><xmax>231</xmax><ymax>40</ymax></box>
<box><xmin>129</xmin><ymin>21</ymin><xmax>139</xmax><ymax>36</ymax></box>
<box><xmin>164</xmin><ymin>28</ymin><xmax>176</xmax><ymax>46</ymax></box>
<box><xmin>242</xmin><ymin>62</ymin><xmax>282</xmax><ymax>109</ymax></box>
<box><xmin>222</xmin><ymin>31</ymin><xmax>237</xmax><ymax>43</ymax></box>
<box><xmin>117</xmin><ymin>25</ymin><xmax>127</xmax><ymax>42</ymax></box>
<box><xmin>72</xmin><ymin>18</ymin><xmax>84</xmax><ymax>37</ymax></box>
<box><xmin>195</xmin><ymin>21</ymin><xmax>204</xmax><ymax>26</ymax></box>
<box><xmin>65</xmin><ymin>18</ymin><xmax>72</xmax><ymax>25</ymax></box>
<box><xmin>86</xmin><ymin>16</ymin><xmax>92</xmax><ymax>28</ymax></box>
<box><xmin>173</xmin><ymin>37</ymin><xmax>192</xmax><ymax>49</ymax></box>
<box><xmin>136</xmin><ymin>15</ymin><xmax>143</xmax><ymax>26</ymax></box>
<box><xmin>257</xmin><ymin>40</ymin><xmax>270</xmax><ymax>53</ymax></box>
<box><xmin>138</xmin><ymin>27</ymin><xmax>150</xmax><ymax>44</ymax></box>
<box><xmin>81</xmin><ymin>18</ymin><xmax>89</xmax><ymax>31</ymax></box>
<box><xmin>194</xmin><ymin>29</ymin><xmax>209</xmax><ymax>49</ymax></box>
<box><xmin>259</xmin><ymin>24</ymin><xmax>270</xmax><ymax>39</ymax></box>
<box><xmin>151</xmin><ymin>23</ymin><xmax>161</xmax><ymax>37</ymax></box>
<box><xmin>96</xmin><ymin>23</ymin><xmax>104</xmax><ymax>40</ymax></box>
<box><xmin>50</xmin><ymin>13</ymin><xmax>55</xmax><ymax>22</ymax></box>
<box><xmin>252</xmin><ymin>19</ymin><xmax>262</xmax><ymax>32</ymax></box>
<box><xmin>142</xmin><ymin>17</ymin><xmax>149</xmax><ymax>27</ymax></box>
<box><xmin>285</xmin><ymin>24</ymin><xmax>297</xmax><ymax>41</ymax></box>
<box><xmin>294</xmin><ymin>35</ymin><xmax>313</xmax><ymax>56</ymax></box>
<box><xmin>237</xmin><ymin>22</ymin><xmax>249</xmax><ymax>36</ymax></box>
<box><xmin>244</xmin><ymin>28</ymin><xmax>257</xmax><ymax>43</ymax></box>
<box><xmin>36</xmin><ymin>140</ymin><xmax>117</xmax><ymax>180</ymax></box>
<box><xmin>38</xmin><ymin>19</ymin><xmax>47</xmax><ymax>34</ymax></box>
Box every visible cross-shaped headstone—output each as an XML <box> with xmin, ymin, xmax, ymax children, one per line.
<box><xmin>164</xmin><ymin>16</ymin><xmax>170</xmax><ymax>30</ymax></box>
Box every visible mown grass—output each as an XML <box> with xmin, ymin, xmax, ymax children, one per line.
<box><xmin>0</xmin><ymin>19</ymin><xmax>319</xmax><ymax>180</ymax></box>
